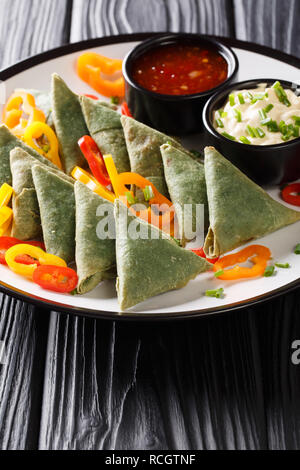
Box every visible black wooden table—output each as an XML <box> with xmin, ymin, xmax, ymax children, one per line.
<box><xmin>1</xmin><ymin>0</ymin><xmax>300</xmax><ymax>450</ymax></box>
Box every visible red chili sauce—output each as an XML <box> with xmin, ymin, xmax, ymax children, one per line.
<box><xmin>131</xmin><ymin>44</ymin><xmax>228</xmax><ymax>96</ymax></box>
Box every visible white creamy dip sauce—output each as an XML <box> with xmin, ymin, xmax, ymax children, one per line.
<box><xmin>214</xmin><ymin>83</ymin><xmax>300</xmax><ymax>145</ymax></box>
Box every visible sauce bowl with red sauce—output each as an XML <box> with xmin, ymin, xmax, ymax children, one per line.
<box><xmin>123</xmin><ymin>34</ymin><xmax>239</xmax><ymax>135</ymax></box>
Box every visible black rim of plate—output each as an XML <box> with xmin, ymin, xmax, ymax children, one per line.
<box><xmin>0</xmin><ymin>32</ymin><xmax>299</xmax><ymax>322</ymax></box>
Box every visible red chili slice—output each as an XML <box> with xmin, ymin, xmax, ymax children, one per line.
<box><xmin>84</xmin><ymin>94</ymin><xmax>99</xmax><ymax>100</ymax></box>
<box><xmin>15</xmin><ymin>254</ymin><xmax>40</xmax><ymax>266</ymax></box>
<box><xmin>33</xmin><ymin>265</ymin><xmax>78</xmax><ymax>293</ymax></box>
<box><xmin>78</xmin><ymin>135</ymin><xmax>111</xmax><ymax>186</ymax></box>
<box><xmin>281</xmin><ymin>183</ymin><xmax>300</xmax><ymax>207</ymax></box>
<box><xmin>190</xmin><ymin>247</ymin><xmax>219</xmax><ymax>264</ymax></box>
<box><xmin>121</xmin><ymin>102</ymin><xmax>133</xmax><ymax>117</ymax></box>
<box><xmin>0</xmin><ymin>237</ymin><xmax>45</xmax><ymax>265</ymax></box>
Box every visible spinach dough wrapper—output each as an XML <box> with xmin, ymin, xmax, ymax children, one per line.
<box><xmin>74</xmin><ymin>181</ymin><xmax>116</xmax><ymax>294</ymax></box>
<box><xmin>204</xmin><ymin>146</ymin><xmax>300</xmax><ymax>258</ymax></box>
<box><xmin>10</xmin><ymin>148</ymin><xmax>73</xmax><ymax>240</ymax></box>
<box><xmin>161</xmin><ymin>143</ymin><xmax>208</xmax><ymax>242</ymax></box>
<box><xmin>115</xmin><ymin>199</ymin><xmax>211</xmax><ymax>310</ymax></box>
<box><xmin>0</xmin><ymin>124</ymin><xmax>59</xmax><ymax>186</ymax></box>
<box><xmin>80</xmin><ymin>96</ymin><xmax>130</xmax><ymax>173</ymax></box>
<box><xmin>32</xmin><ymin>165</ymin><xmax>75</xmax><ymax>263</ymax></box>
<box><xmin>51</xmin><ymin>73</ymin><xmax>89</xmax><ymax>174</ymax></box>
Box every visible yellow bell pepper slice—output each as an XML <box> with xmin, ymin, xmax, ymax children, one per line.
<box><xmin>23</xmin><ymin>122</ymin><xmax>62</xmax><ymax>169</ymax></box>
<box><xmin>0</xmin><ymin>183</ymin><xmax>13</xmax><ymax>208</ymax></box>
<box><xmin>0</xmin><ymin>207</ymin><xmax>13</xmax><ymax>236</ymax></box>
<box><xmin>71</xmin><ymin>166</ymin><xmax>115</xmax><ymax>203</ymax></box>
<box><xmin>2</xmin><ymin>91</ymin><xmax>46</xmax><ymax>137</ymax></box>
<box><xmin>5</xmin><ymin>244</ymin><xmax>67</xmax><ymax>279</ymax></box>
<box><xmin>77</xmin><ymin>52</ymin><xmax>125</xmax><ymax>98</ymax></box>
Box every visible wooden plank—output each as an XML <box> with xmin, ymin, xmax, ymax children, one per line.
<box><xmin>233</xmin><ymin>0</ymin><xmax>300</xmax><ymax>56</ymax></box>
<box><xmin>70</xmin><ymin>0</ymin><xmax>234</xmax><ymax>42</ymax></box>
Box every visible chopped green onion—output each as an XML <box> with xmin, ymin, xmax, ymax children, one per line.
<box><xmin>294</xmin><ymin>244</ymin><xmax>300</xmax><ymax>255</ymax></box>
<box><xmin>246</xmin><ymin>125</ymin><xmax>256</xmax><ymax>138</ymax></box>
<box><xmin>190</xmin><ymin>149</ymin><xmax>202</xmax><ymax>159</ymax></box>
<box><xmin>279</xmin><ymin>120</ymin><xmax>288</xmax><ymax>135</ymax></box>
<box><xmin>251</xmin><ymin>94</ymin><xmax>266</xmax><ymax>104</ymax></box>
<box><xmin>218</xmin><ymin>109</ymin><xmax>227</xmax><ymax>118</ymax></box>
<box><xmin>281</xmin><ymin>134</ymin><xmax>291</xmax><ymax>142</ymax></box>
<box><xmin>125</xmin><ymin>191</ymin><xmax>137</xmax><ymax>206</ymax></box>
<box><xmin>264</xmin><ymin>104</ymin><xmax>274</xmax><ymax>113</ymax></box>
<box><xmin>222</xmin><ymin>132</ymin><xmax>236</xmax><ymax>141</ymax></box>
<box><xmin>110</xmin><ymin>96</ymin><xmax>119</xmax><ymax>105</ymax></box>
<box><xmin>261</xmin><ymin>117</ymin><xmax>272</xmax><ymax>125</ymax></box>
<box><xmin>239</xmin><ymin>136</ymin><xmax>252</xmax><ymax>145</ymax></box>
<box><xmin>42</xmin><ymin>144</ymin><xmax>50</xmax><ymax>153</ymax></box>
<box><xmin>214</xmin><ymin>270</ymin><xmax>224</xmax><ymax>278</ymax></box>
<box><xmin>253</xmin><ymin>128</ymin><xmax>261</xmax><ymax>138</ymax></box>
<box><xmin>238</xmin><ymin>93</ymin><xmax>245</xmax><ymax>104</ymax></box>
<box><xmin>143</xmin><ymin>185</ymin><xmax>154</xmax><ymax>202</ymax></box>
<box><xmin>256</xmin><ymin>127</ymin><xmax>265</xmax><ymax>138</ymax></box>
<box><xmin>166</xmin><ymin>140</ymin><xmax>173</xmax><ymax>146</ymax></box>
<box><xmin>246</xmin><ymin>91</ymin><xmax>253</xmax><ymax>100</ymax></box>
<box><xmin>205</xmin><ymin>288</ymin><xmax>224</xmax><ymax>298</ymax></box>
<box><xmin>272</xmin><ymin>81</ymin><xmax>291</xmax><ymax>107</ymax></box>
<box><xmin>229</xmin><ymin>94</ymin><xmax>235</xmax><ymax>106</ymax></box>
<box><xmin>221</xmin><ymin>111</ymin><xmax>228</xmax><ymax>118</ymax></box>
<box><xmin>216</xmin><ymin>118</ymin><xmax>224</xmax><ymax>128</ymax></box>
<box><xmin>275</xmin><ymin>262</ymin><xmax>290</xmax><ymax>269</ymax></box>
<box><xmin>293</xmin><ymin>125</ymin><xmax>300</xmax><ymax>137</ymax></box>
<box><xmin>234</xmin><ymin>108</ymin><xmax>242</xmax><ymax>122</ymax></box>
<box><xmin>259</xmin><ymin>109</ymin><xmax>267</xmax><ymax>120</ymax></box>
<box><xmin>264</xmin><ymin>266</ymin><xmax>276</xmax><ymax>277</ymax></box>
<box><xmin>292</xmin><ymin>116</ymin><xmax>300</xmax><ymax>126</ymax></box>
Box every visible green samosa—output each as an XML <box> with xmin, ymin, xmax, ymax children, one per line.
<box><xmin>161</xmin><ymin>143</ymin><xmax>208</xmax><ymax>242</ymax></box>
<box><xmin>10</xmin><ymin>147</ymin><xmax>73</xmax><ymax>240</ymax></box>
<box><xmin>32</xmin><ymin>164</ymin><xmax>75</xmax><ymax>263</ymax></box>
<box><xmin>0</xmin><ymin>124</ymin><xmax>59</xmax><ymax>186</ymax></box>
<box><xmin>115</xmin><ymin>199</ymin><xmax>211</xmax><ymax>310</ymax></box>
<box><xmin>121</xmin><ymin>116</ymin><xmax>191</xmax><ymax>197</ymax></box>
<box><xmin>51</xmin><ymin>73</ymin><xmax>89</xmax><ymax>174</ymax></box>
<box><xmin>74</xmin><ymin>181</ymin><xmax>116</xmax><ymax>294</ymax></box>
<box><xmin>80</xmin><ymin>96</ymin><xmax>130</xmax><ymax>173</ymax></box>
<box><xmin>203</xmin><ymin>146</ymin><xmax>300</xmax><ymax>258</ymax></box>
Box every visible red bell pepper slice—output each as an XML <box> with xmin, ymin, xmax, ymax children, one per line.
<box><xmin>84</xmin><ymin>94</ymin><xmax>99</xmax><ymax>100</ymax></box>
<box><xmin>121</xmin><ymin>102</ymin><xmax>133</xmax><ymax>117</ymax></box>
<box><xmin>190</xmin><ymin>247</ymin><xmax>219</xmax><ymax>264</ymax></box>
<box><xmin>33</xmin><ymin>265</ymin><xmax>78</xmax><ymax>293</ymax></box>
<box><xmin>0</xmin><ymin>236</ymin><xmax>45</xmax><ymax>265</ymax></box>
<box><xmin>281</xmin><ymin>183</ymin><xmax>300</xmax><ymax>207</ymax></box>
<box><xmin>78</xmin><ymin>135</ymin><xmax>111</xmax><ymax>186</ymax></box>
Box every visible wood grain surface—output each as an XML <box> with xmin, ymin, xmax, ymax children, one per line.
<box><xmin>0</xmin><ymin>0</ymin><xmax>300</xmax><ymax>450</ymax></box>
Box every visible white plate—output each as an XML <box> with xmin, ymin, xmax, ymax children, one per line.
<box><xmin>0</xmin><ymin>34</ymin><xmax>299</xmax><ymax>320</ymax></box>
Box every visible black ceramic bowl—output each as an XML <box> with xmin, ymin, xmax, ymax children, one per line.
<box><xmin>203</xmin><ymin>78</ymin><xmax>300</xmax><ymax>186</ymax></box>
<box><xmin>122</xmin><ymin>33</ymin><xmax>239</xmax><ymax>135</ymax></box>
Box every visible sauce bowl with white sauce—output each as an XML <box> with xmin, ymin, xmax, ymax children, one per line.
<box><xmin>203</xmin><ymin>79</ymin><xmax>300</xmax><ymax>185</ymax></box>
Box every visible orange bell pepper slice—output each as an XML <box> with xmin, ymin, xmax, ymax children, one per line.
<box><xmin>213</xmin><ymin>245</ymin><xmax>272</xmax><ymax>280</ymax></box>
<box><xmin>2</xmin><ymin>91</ymin><xmax>45</xmax><ymax>137</ymax></box>
<box><xmin>77</xmin><ymin>52</ymin><xmax>125</xmax><ymax>98</ymax></box>
<box><xmin>71</xmin><ymin>166</ymin><xmax>116</xmax><ymax>203</ymax></box>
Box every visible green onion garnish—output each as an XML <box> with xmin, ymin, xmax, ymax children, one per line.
<box><xmin>264</xmin><ymin>104</ymin><xmax>274</xmax><ymax>113</ymax></box>
<box><xmin>259</xmin><ymin>109</ymin><xmax>267</xmax><ymax>120</ymax></box>
<box><xmin>143</xmin><ymin>185</ymin><xmax>154</xmax><ymax>202</ymax></box>
<box><xmin>294</xmin><ymin>244</ymin><xmax>300</xmax><ymax>255</ymax></box>
<box><xmin>261</xmin><ymin>117</ymin><xmax>272</xmax><ymax>125</ymax></box>
<box><xmin>218</xmin><ymin>109</ymin><xmax>227</xmax><ymax>118</ymax></box>
<box><xmin>110</xmin><ymin>96</ymin><xmax>119</xmax><ymax>105</ymax></box>
<box><xmin>292</xmin><ymin>116</ymin><xmax>300</xmax><ymax>126</ymax></box>
<box><xmin>190</xmin><ymin>149</ymin><xmax>202</xmax><ymax>159</ymax></box>
<box><xmin>275</xmin><ymin>263</ymin><xmax>290</xmax><ymax>269</ymax></box>
<box><xmin>42</xmin><ymin>144</ymin><xmax>50</xmax><ymax>153</ymax></box>
<box><xmin>222</xmin><ymin>132</ymin><xmax>236</xmax><ymax>141</ymax></box>
<box><xmin>279</xmin><ymin>120</ymin><xmax>288</xmax><ymax>135</ymax></box>
<box><xmin>251</xmin><ymin>94</ymin><xmax>266</xmax><ymax>104</ymax></box>
<box><xmin>246</xmin><ymin>91</ymin><xmax>253</xmax><ymax>100</ymax></box>
<box><xmin>256</xmin><ymin>127</ymin><xmax>265</xmax><ymax>138</ymax></box>
<box><xmin>293</xmin><ymin>125</ymin><xmax>299</xmax><ymax>137</ymax></box>
<box><xmin>234</xmin><ymin>108</ymin><xmax>242</xmax><ymax>122</ymax></box>
<box><xmin>125</xmin><ymin>191</ymin><xmax>137</xmax><ymax>206</ymax></box>
<box><xmin>229</xmin><ymin>94</ymin><xmax>235</xmax><ymax>106</ymax></box>
<box><xmin>239</xmin><ymin>136</ymin><xmax>251</xmax><ymax>145</ymax></box>
<box><xmin>264</xmin><ymin>266</ymin><xmax>276</xmax><ymax>277</ymax></box>
<box><xmin>214</xmin><ymin>270</ymin><xmax>224</xmax><ymax>278</ymax></box>
<box><xmin>238</xmin><ymin>93</ymin><xmax>245</xmax><ymax>104</ymax></box>
<box><xmin>253</xmin><ymin>128</ymin><xmax>261</xmax><ymax>138</ymax></box>
<box><xmin>281</xmin><ymin>134</ymin><xmax>291</xmax><ymax>142</ymax></box>
<box><xmin>216</xmin><ymin>118</ymin><xmax>224</xmax><ymax>128</ymax></box>
<box><xmin>166</xmin><ymin>141</ymin><xmax>173</xmax><ymax>146</ymax></box>
<box><xmin>246</xmin><ymin>125</ymin><xmax>256</xmax><ymax>138</ymax></box>
<box><xmin>205</xmin><ymin>288</ymin><xmax>224</xmax><ymax>298</ymax></box>
<box><xmin>272</xmin><ymin>81</ymin><xmax>291</xmax><ymax>107</ymax></box>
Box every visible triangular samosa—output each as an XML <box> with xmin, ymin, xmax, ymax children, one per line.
<box><xmin>115</xmin><ymin>199</ymin><xmax>211</xmax><ymax>310</ymax></box>
<box><xmin>203</xmin><ymin>146</ymin><xmax>300</xmax><ymax>258</ymax></box>
<box><xmin>10</xmin><ymin>148</ymin><xmax>73</xmax><ymax>240</ymax></box>
<box><xmin>51</xmin><ymin>73</ymin><xmax>89</xmax><ymax>174</ymax></box>
<box><xmin>161</xmin><ymin>143</ymin><xmax>208</xmax><ymax>242</ymax></box>
<box><xmin>80</xmin><ymin>96</ymin><xmax>130</xmax><ymax>173</ymax></box>
<box><xmin>32</xmin><ymin>165</ymin><xmax>75</xmax><ymax>263</ymax></box>
<box><xmin>74</xmin><ymin>181</ymin><xmax>116</xmax><ymax>294</ymax></box>
<box><xmin>0</xmin><ymin>124</ymin><xmax>58</xmax><ymax>186</ymax></box>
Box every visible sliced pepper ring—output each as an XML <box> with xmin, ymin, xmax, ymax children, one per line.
<box><xmin>23</xmin><ymin>122</ymin><xmax>62</xmax><ymax>169</ymax></box>
<box><xmin>213</xmin><ymin>245</ymin><xmax>272</xmax><ymax>280</ymax></box>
